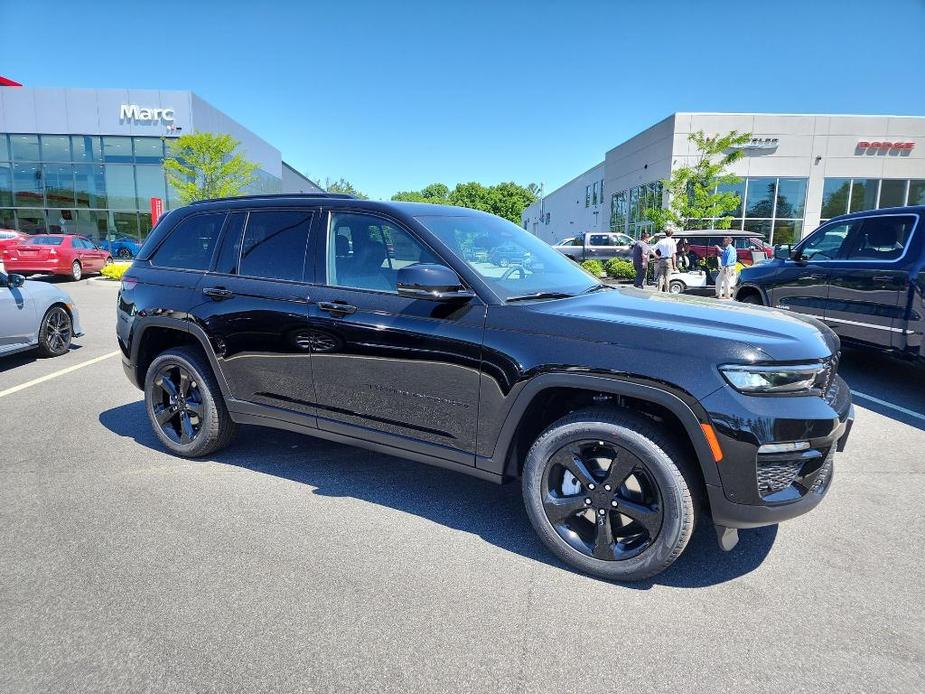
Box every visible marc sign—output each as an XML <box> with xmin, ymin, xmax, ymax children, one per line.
<box><xmin>120</xmin><ymin>104</ymin><xmax>175</xmax><ymax>123</ymax></box>
<box><xmin>729</xmin><ymin>136</ymin><xmax>779</xmax><ymax>151</ymax></box>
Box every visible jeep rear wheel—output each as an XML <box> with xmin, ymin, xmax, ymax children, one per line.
<box><xmin>522</xmin><ymin>408</ymin><xmax>696</xmax><ymax>581</ymax></box>
<box><xmin>144</xmin><ymin>346</ymin><xmax>237</xmax><ymax>457</ymax></box>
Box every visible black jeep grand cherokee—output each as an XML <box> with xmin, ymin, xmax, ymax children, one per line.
<box><xmin>117</xmin><ymin>194</ymin><xmax>853</xmax><ymax>581</ymax></box>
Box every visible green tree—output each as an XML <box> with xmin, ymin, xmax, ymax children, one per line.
<box><xmin>162</xmin><ymin>132</ymin><xmax>258</xmax><ymax>204</ymax></box>
<box><xmin>391</xmin><ymin>181</ymin><xmax>537</xmax><ymax>223</ymax></box>
<box><xmin>324</xmin><ymin>177</ymin><xmax>368</xmax><ymax>199</ymax></box>
<box><xmin>646</xmin><ymin>130</ymin><xmax>751</xmax><ymax>231</ymax></box>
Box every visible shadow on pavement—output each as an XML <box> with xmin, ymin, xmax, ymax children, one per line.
<box><xmin>99</xmin><ymin>400</ymin><xmax>777</xmax><ymax>589</ymax></box>
<box><xmin>0</xmin><ymin>343</ymin><xmax>82</xmax><ymax>373</ymax></box>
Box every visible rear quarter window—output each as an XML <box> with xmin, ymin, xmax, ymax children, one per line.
<box><xmin>150</xmin><ymin>213</ymin><xmax>226</xmax><ymax>271</ymax></box>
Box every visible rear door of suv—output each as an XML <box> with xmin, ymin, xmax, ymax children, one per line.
<box><xmin>190</xmin><ymin>207</ymin><xmax>319</xmax><ymax>417</ymax></box>
<box><xmin>306</xmin><ymin>208</ymin><xmax>485</xmax><ymax>464</ymax></box>
<box><xmin>823</xmin><ymin>213</ymin><xmax>919</xmax><ymax>349</ymax></box>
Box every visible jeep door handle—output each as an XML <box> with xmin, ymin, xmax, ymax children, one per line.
<box><xmin>318</xmin><ymin>301</ymin><xmax>357</xmax><ymax>316</ymax></box>
<box><xmin>202</xmin><ymin>287</ymin><xmax>233</xmax><ymax>300</ymax></box>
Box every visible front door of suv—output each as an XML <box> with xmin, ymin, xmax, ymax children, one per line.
<box><xmin>823</xmin><ymin>214</ymin><xmax>918</xmax><ymax>349</ymax></box>
<box><xmin>307</xmin><ymin>209</ymin><xmax>485</xmax><ymax>463</ymax></box>
<box><xmin>768</xmin><ymin>220</ymin><xmax>859</xmax><ymax>319</ymax></box>
<box><xmin>190</xmin><ymin>208</ymin><xmax>319</xmax><ymax>416</ymax></box>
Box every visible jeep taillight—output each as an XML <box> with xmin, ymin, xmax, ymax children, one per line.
<box><xmin>121</xmin><ymin>277</ymin><xmax>138</xmax><ymax>291</ymax></box>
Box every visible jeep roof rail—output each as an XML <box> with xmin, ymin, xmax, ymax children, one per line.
<box><xmin>189</xmin><ymin>192</ymin><xmax>356</xmax><ymax>205</ymax></box>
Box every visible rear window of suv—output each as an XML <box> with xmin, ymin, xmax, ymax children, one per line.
<box><xmin>151</xmin><ymin>213</ymin><xmax>225</xmax><ymax>270</ymax></box>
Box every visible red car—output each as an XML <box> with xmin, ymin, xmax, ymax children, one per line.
<box><xmin>649</xmin><ymin>230</ymin><xmax>774</xmax><ymax>266</ymax></box>
<box><xmin>0</xmin><ymin>229</ymin><xmax>28</xmax><ymax>251</ymax></box>
<box><xmin>1</xmin><ymin>234</ymin><xmax>113</xmax><ymax>281</ymax></box>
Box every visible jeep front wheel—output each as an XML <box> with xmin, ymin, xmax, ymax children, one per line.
<box><xmin>522</xmin><ymin>408</ymin><xmax>696</xmax><ymax>581</ymax></box>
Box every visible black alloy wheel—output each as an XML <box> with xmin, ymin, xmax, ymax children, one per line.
<box><xmin>37</xmin><ymin>306</ymin><xmax>72</xmax><ymax>357</ymax></box>
<box><xmin>151</xmin><ymin>363</ymin><xmax>204</xmax><ymax>445</ymax></box>
<box><xmin>118</xmin><ymin>247</ymin><xmax>132</xmax><ymax>259</ymax></box>
<box><xmin>541</xmin><ymin>440</ymin><xmax>663</xmax><ymax>561</ymax></box>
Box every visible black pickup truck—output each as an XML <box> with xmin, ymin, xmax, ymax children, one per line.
<box><xmin>736</xmin><ymin>206</ymin><xmax>924</xmax><ymax>361</ymax></box>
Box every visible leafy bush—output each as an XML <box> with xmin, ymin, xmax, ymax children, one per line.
<box><xmin>605</xmin><ymin>258</ymin><xmax>636</xmax><ymax>280</ymax></box>
<box><xmin>100</xmin><ymin>262</ymin><xmax>131</xmax><ymax>280</ymax></box>
<box><xmin>581</xmin><ymin>259</ymin><xmax>605</xmax><ymax>277</ymax></box>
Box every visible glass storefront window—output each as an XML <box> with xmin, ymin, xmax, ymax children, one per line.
<box><xmin>0</xmin><ymin>163</ymin><xmax>12</xmax><ymax>208</ymax></box>
<box><xmin>74</xmin><ymin>210</ymin><xmax>108</xmax><ymax>241</ymax></box>
<box><xmin>48</xmin><ymin>209</ymin><xmax>77</xmax><ymax>234</ymax></box>
<box><xmin>879</xmin><ymin>179</ymin><xmax>907</xmax><ymax>208</ymax></box>
<box><xmin>849</xmin><ymin>179</ymin><xmax>879</xmax><ymax>212</ymax></box>
<box><xmin>716</xmin><ymin>179</ymin><xmax>745</xmax><ymax>217</ymax></box>
<box><xmin>15</xmin><ymin>209</ymin><xmax>46</xmax><ymax>234</ymax></box>
<box><xmin>41</xmin><ymin>135</ymin><xmax>71</xmax><ymax>162</ymax></box>
<box><xmin>0</xmin><ymin>208</ymin><xmax>15</xmax><ymax>230</ymax></box>
<box><xmin>135</xmin><ymin>166</ymin><xmax>166</xmax><ymax>209</ymax></box>
<box><xmin>74</xmin><ymin>164</ymin><xmax>107</xmax><ymax>208</ymax></box>
<box><xmin>13</xmin><ymin>163</ymin><xmax>43</xmax><ymax>206</ymax></box>
<box><xmin>909</xmin><ymin>180</ymin><xmax>925</xmax><ymax>206</ymax></box>
<box><xmin>745</xmin><ymin>178</ymin><xmax>776</xmax><ymax>218</ymax></box>
<box><xmin>139</xmin><ymin>212</ymin><xmax>153</xmax><ymax>238</ymax></box>
<box><xmin>743</xmin><ymin>219</ymin><xmax>771</xmax><ymax>237</ymax></box>
<box><xmin>772</xmin><ymin>220</ymin><xmax>799</xmax><ymax>246</ymax></box>
<box><xmin>775</xmin><ymin>178</ymin><xmax>807</xmax><ymax>219</ymax></box>
<box><xmin>134</xmin><ymin>137</ymin><xmax>164</xmax><ymax>164</ymax></box>
<box><xmin>72</xmin><ymin>135</ymin><xmax>102</xmax><ymax>163</ymax></box>
<box><xmin>821</xmin><ymin>178</ymin><xmax>851</xmax><ymax>219</ymax></box>
<box><xmin>104</xmin><ymin>164</ymin><xmax>136</xmax><ymax>209</ymax></box>
<box><xmin>10</xmin><ymin>135</ymin><xmax>40</xmax><ymax>162</ymax></box>
<box><xmin>43</xmin><ymin>164</ymin><xmax>75</xmax><ymax>208</ymax></box>
<box><xmin>102</xmin><ymin>136</ymin><xmax>133</xmax><ymax>163</ymax></box>
<box><xmin>110</xmin><ymin>211</ymin><xmax>140</xmax><ymax>239</ymax></box>
<box><xmin>0</xmin><ymin>134</ymin><xmax>9</xmax><ymax>161</ymax></box>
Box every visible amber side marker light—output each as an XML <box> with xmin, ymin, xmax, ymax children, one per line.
<box><xmin>700</xmin><ymin>423</ymin><xmax>724</xmax><ymax>462</ymax></box>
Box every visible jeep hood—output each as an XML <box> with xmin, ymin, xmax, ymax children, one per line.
<box><xmin>522</xmin><ymin>286</ymin><xmax>838</xmax><ymax>362</ymax></box>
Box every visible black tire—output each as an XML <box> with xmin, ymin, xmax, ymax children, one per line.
<box><xmin>668</xmin><ymin>280</ymin><xmax>685</xmax><ymax>294</ymax></box>
<box><xmin>144</xmin><ymin>346</ymin><xmax>237</xmax><ymax>457</ymax></box>
<box><xmin>117</xmin><ymin>248</ymin><xmax>132</xmax><ymax>259</ymax></box>
<box><xmin>522</xmin><ymin>407</ymin><xmax>697</xmax><ymax>581</ymax></box>
<box><xmin>70</xmin><ymin>260</ymin><xmax>82</xmax><ymax>281</ymax></box>
<box><xmin>36</xmin><ymin>305</ymin><xmax>72</xmax><ymax>357</ymax></box>
<box><xmin>104</xmin><ymin>256</ymin><xmax>114</xmax><ymax>266</ymax></box>
<box><xmin>738</xmin><ymin>292</ymin><xmax>763</xmax><ymax>305</ymax></box>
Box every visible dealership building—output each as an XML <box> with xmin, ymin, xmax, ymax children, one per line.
<box><xmin>522</xmin><ymin>112</ymin><xmax>925</xmax><ymax>246</ymax></box>
<box><xmin>0</xmin><ymin>82</ymin><xmax>321</xmax><ymax>241</ymax></box>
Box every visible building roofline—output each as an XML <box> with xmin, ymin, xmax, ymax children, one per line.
<box><xmin>674</xmin><ymin>111</ymin><xmax>925</xmax><ymax>119</ymax></box>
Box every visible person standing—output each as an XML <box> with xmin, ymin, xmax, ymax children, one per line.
<box><xmin>715</xmin><ymin>235</ymin><xmax>737</xmax><ymax>299</ymax></box>
<box><xmin>654</xmin><ymin>228</ymin><xmax>677</xmax><ymax>292</ymax></box>
<box><xmin>631</xmin><ymin>233</ymin><xmax>653</xmax><ymax>288</ymax></box>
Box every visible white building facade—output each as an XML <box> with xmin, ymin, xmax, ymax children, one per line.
<box><xmin>523</xmin><ymin>112</ymin><xmax>925</xmax><ymax>247</ymax></box>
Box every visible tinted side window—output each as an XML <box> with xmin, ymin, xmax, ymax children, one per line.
<box><xmin>213</xmin><ymin>212</ymin><xmax>247</xmax><ymax>274</ymax></box>
<box><xmin>327</xmin><ymin>212</ymin><xmax>440</xmax><ymax>292</ymax></box>
<box><xmin>845</xmin><ymin>216</ymin><xmax>916</xmax><ymax>261</ymax></box>
<box><xmin>152</xmin><ymin>213</ymin><xmax>225</xmax><ymax>270</ymax></box>
<box><xmin>797</xmin><ymin>221</ymin><xmax>859</xmax><ymax>261</ymax></box>
<box><xmin>589</xmin><ymin>234</ymin><xmax>610</xmax><ymax>246</ymax></box>
<box><xmin>239</xmin><ymin>210</ymin><xmax>313</xmax><ymax>282</ymax></box>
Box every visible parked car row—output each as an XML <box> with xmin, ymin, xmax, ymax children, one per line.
<box><xmin>1</xmin><ymin>234</ymin><xmax>114</xmax><ymax>280</ymax></box>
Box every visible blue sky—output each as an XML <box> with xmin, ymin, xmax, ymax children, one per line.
<box><xmin>2</xmin><ymin>0</ymin><xmax>923</xmax><ymax>199</ymax></box>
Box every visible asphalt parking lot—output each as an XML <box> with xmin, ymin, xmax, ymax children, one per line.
<box><xmin>1</xmin><ymin>278</ymin><xmax>924</xmax><ymax>693</ymax></box>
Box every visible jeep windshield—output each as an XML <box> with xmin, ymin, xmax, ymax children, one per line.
<box><xmin>415</xmin><ymin>214</ymin><xmax>600</xmax><ymax>301</ymax></box>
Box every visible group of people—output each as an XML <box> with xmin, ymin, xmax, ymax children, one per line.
<box><xmin>630</xmin><ymin>229</ymin><xmax>738</xmax><ymax>299</ymax></box>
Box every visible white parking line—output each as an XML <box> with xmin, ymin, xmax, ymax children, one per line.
<box><xmin>0</xmin><ymin>350</ymin><xmax>121</xmax><ymax>399</ymax></box>
<box><xmin>851</xmin><ymin>390</ymin><xmax>925</xmax><ymax>422</ymax></box>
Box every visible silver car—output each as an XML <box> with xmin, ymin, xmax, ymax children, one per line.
<box><xmin>0</xmin><ymin>269</ymin><xmax>84</xmax><ymax>358</ymax></box>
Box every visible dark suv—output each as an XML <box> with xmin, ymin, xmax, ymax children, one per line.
<box><xmin>117</xmin><ymin>194</ymin><xmax>853</xmax><ymax>581</ymax></box>
<box><xmin>736</xmin><ymin>206</ymin><xmax>924</xmax><ymax>361</ymax></box>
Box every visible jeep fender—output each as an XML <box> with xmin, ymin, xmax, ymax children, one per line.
<box><xmin>481</xmin><ymin>373</ymin><xmax>721</xmax><ymax>486</ymax></box>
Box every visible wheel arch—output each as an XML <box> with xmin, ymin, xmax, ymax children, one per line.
<box><xmin>734</xmin><ymin>282</ymin><xmax>768</xmax><ymax>305</ymax></box>
<box><xmin>490</xmin><ymin>374</ymin><xmax>720</xmax><ymax>489</ymax></box>
<box><xmin>131</xmin><ymin>318</ymin><xmax>231</xmax><ymax>398</ymax></box>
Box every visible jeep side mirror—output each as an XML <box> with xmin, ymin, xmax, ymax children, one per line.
<box><xmin>774</xmin><ymin>244</ymin><xmax>793</xmax><ymax>260</ymax></box>
<box><xmin>396</xmin><ymin>264</ymin><xmax>474</xmax><ymax>301</ymax></box>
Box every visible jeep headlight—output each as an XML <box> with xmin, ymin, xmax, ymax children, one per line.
<box><xmin>719</xmin><ymin>362</ymin><xmax>825</xmax><ymax>394</ymax></box>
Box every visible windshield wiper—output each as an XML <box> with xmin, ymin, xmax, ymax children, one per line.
<box><xmin>505</xmin><ymin>291</ymin><xmax>575</xmax><ymax>303</ymax></box>
<box><xmin>582</xmin><ymin>283</ymin><xmax>611</xmax><ymax>294</ymax></box>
